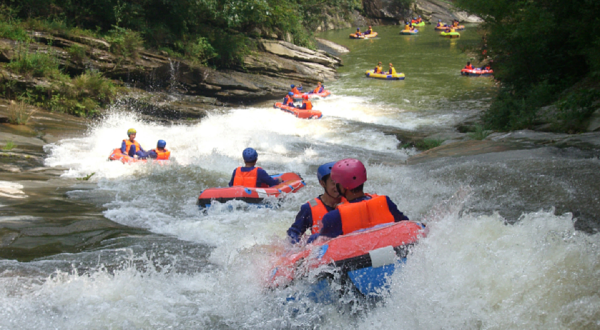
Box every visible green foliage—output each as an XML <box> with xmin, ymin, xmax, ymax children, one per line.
<box><xmin>178</xmin><ymin>37</ymin><xmax>217</xmax><ymax>65</ymax></box>
<box><xmin>67</xmin><ymin>44</ymin><xmax>87</xmax><ymax>63</ymax></box>
<box><xmin>6</xmin><ymin>44</ymin><xmax>65</xmax><ymax>80</ymax></box>
<box><xmin>76</xmin><ymin>172</ymin><xmax>96</xmax><ymax>181</ymax></box>
<box><xmin>105</xmin><ymin>26</ymin><xmax>143</xmax><ymax>59</ymax></box>
<box><xmin>3</xmin><ymin>0</ymin><xmax>359</xmax><ymax>68</ymax></box>
<box><xmin>552</xmin><ymin>89</ymin><xmax>600</xmax><ymax>133</ymax></box>
<box><xmin>455</xmin><ymin>0</ymin><xmax>600</xmax><ymax>133</ymax></box>
<box><xmin>415</xmin><ymin>138</ymin><xmax>444</xmax><ymax>150</ymax></box>
<box><xmin>467</xmin><ymin>124</ymin><xmax>492</xmax><ymax>140</ymax></box>
<box><xmin>2</xmin><ymin>141</ymin><xmax>16</xmax><ymax>151</ymax></box>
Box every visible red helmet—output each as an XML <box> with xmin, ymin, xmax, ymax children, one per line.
<box><xmin>302</xmin><ymin>94</ymin><xmax>309</xmax><ymax>100</ymax></box>
<box><xmin>330</xmin><ymin>158</ymin><xmax>367</xmax><ymax>190</ymax></box>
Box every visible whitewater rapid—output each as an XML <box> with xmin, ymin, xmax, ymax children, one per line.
<box><xmin>1</xmin><ymin>93</ymin><xmax>599</xmax><ymax>329</ymax></box>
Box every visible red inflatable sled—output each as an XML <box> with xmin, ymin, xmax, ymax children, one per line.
<box><xmin>461</xmin><ymin>68</ymin><xmax>493</xmax><ymax>76</ymax></box>
<box><xmin>274</xmin><ymin>102</ymin><xmax>322</xmax><ymax>119</ymax></box>
<box><xmin>197</xmin><ymin>172</ymin><xmax>305</xmax><ymax>208</ymax></box>
<box><xmin>267</xmin><ymin>221</ymin><xmax>427</xmax><ymax>296</ymax></box>
<box><xmin>108</xmin><ymin>148</ymin><xmax>169</xmax><ymax>164</ymax></box>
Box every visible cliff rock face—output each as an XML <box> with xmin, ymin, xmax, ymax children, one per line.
<box><xmin>0</xmin><ymin>33</ymin><xmax>343</xmax><ymax>103</ymax></box>
<box><xmin>360</xmin><ymin>0</ymin><xmax>482</xmax><ymax>24</ymax></box>
<box><xmin>415</xmin><ymin>0</ymin><xmax>482</xmax><ymax>23</ymax></box>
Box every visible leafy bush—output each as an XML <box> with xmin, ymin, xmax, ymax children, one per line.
<box><xmin>552</xmin><ymin>89</ymin><xmax>600</xmax><ymax>133</ymax></box>
<box><xmin>467</xmin><ymin>124</ymin><xmax>491</xmax><ymax>140</ymax></box>
<box><xmin>456</xmin><ymin>0</ymin><xmax>600</xmax><ymax>133</ymax></box>
<box><xmin>105</xmin><ymin>26</ymin><xmax>144</xmax><ymax>59</ymax></box>
<box><xmin>2</xmin><ymin>141</ymin><xmax>16</xmax><ymax>151</ymax></box>
<box><xmin>67</xmin><ymin>44</ymin><xmax>87</xmax><ymax>63</ymax></box>
<box><xmin>6</xmin><ymin>45</ymin><xmax>65</xmax><ymax>80</ymax></box>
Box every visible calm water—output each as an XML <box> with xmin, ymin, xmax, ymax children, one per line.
<box><xmin>1</xmin><ymin>25</ymin><xmax>599</xmax><ymax>329</ymax></box>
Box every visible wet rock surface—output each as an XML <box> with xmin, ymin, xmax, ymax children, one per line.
<box><xmin>0</xmin><ymin>102</ymin><xmax>149</xmax><ymax>261</ymax></box>
<box><xmin>1</xmin><ymin>34</ymin><xmax>343</xmax><ymax>103</ymax></box>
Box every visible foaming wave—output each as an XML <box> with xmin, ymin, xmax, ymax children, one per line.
<box><xmin>355</xmin><ymin>210</ymin><xmax>600</xmax><ymax>329</ymax></box>
<box><xmin>44</xmin><ymin>104</ymin><xmax>407</xmax><ymax>180</ymax></box>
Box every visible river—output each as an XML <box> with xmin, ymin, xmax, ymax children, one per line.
<box><xmin>1</xmin><ymin>25</ymin><xmax>599</xmax><ymax>329</ymax></box>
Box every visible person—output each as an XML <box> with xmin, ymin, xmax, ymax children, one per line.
<box><xmin>309</xmin><ymin>82</ymin><xmax>324</xmax><ymax>94</ymax></box>
<box><xmin>404</xmin><ymin>22</ymin><xmax>411</xmax><ymax>31</ymax></box>
<box><xmin>417</xmin><ymin>15</ymin><xmax>423</xmax><ymax>23</ymax></box>
<box><xmin>437</xmin><ymin>19</ymin><xmax>445</xmax><ymax>27</ymax></box>
<box><xmin>411</xmin><ymin>17</ymin><xmax>418</xmax><ymax>24</ymax></box>
<box><xmin>228</xmin><ymin>148</ymin><xmax>282</xmax><ymax>188</ymax></box>
<box><xmin>290</xmin><ymin>84</ymin><xmax>301</xmax><ymax>95</ymax></box>
<box><xmin>309</xmin><ymin>158</ymin><xmax>409</xmax><ymax>242</ymax></box>
<box><xmin>465</xmin><ymin>61</ymin><xmax>474</xmax><ymax>70</ymax></box>
<box><xmin>287</xmin><ymin>162</ymin><xmax>341</xmax><ymax>244</ymax></box>
<box><xmin>299</xmin><ymin>94</ymin><xmax>312</xmax><ymax>110</ymax></box>
<box><xmin>365</xmin><ymin>26</ymin><xmax>373</xmax><ymax>35</ymax></box>
<box><xmin>121</xmin><ymin>128</ymin><xmax>148</xmax><ymax>159</ymax></box>
<box><xmin>388</xmin><ymin>63</ymin><xmax>397</xmax><ymax>75</ymax></box>
<box><xmin>374</xmin><ymin>61</ymin><xmax>383</xmax><ymax>74</ymax></box>
<box><xmin>355</xmin><ymin>27</ymin><xmax>362</xmax><ymax>37</ymax></box>
<box><xmin>297</xmin><ymin>84</ymin><xmax>303</xmax><ymax>92</ymax></box>
<box><xmin>283</xmin><ymin>92</ymin><xmax>295</xmax><ymax>107</ymax></box>
<box><xmin>148</xmin><ymin>140</ymin><xmax>170</xmax><ymax>160</ymax></box>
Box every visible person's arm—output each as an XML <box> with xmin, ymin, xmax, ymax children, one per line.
<box><xmin>319</xmin><ymin>211</ymin><xmax>343</xmax><ymax>238</ymax></box>
<box><xmin>256</xmin><ymin>168</ymin><xmax>281</xmax><ymax>187</ymax></box>
<box><xmin>287</xmin><ymin>204</ymin><xmax>313</xmax><ymax>244</ymax></box>
<box><xmin>148</xmin><ymin>150</ymin><xmax>157</xmax><ymax>159</ymax></box>
<box><xmin>228</xmin><ymin>169</ymin><xmax>237</xmax><ymax>187</ymax></box>
<box><xmin>121</xmin><ymin>141</ymin><xmax>127</xmax><ymax>153</ymax></box>
<box><xmin>386</xmin><ymin>196</ymin><xmax>409</xmax><ymax>222</ymax></box>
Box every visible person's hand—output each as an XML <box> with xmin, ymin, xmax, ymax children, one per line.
<box><xmin>278</xmin><ymin>177</ymin><xmax>283</xmax><ymax>183</ymax></box>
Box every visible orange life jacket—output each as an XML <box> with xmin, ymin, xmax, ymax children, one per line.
<box><xmin>291</xmin><ymin>87</ymin><xmax>300</xmax><ymax>94</ymax></box>
<box><xmin>152</xmin><ymin>148</ymin><xmax>170</xmax><ymax>160</ymax></box>
<box><xmin>375</xmin><ymin>65</ymin><xmax>383</xmax><ymax>73</ymax></box>
<box><xmin>123</xmin><ymin>139</ymin><xmax>141</xmax><ymax>154</ymax></box>
<box><xmin>232</xmin><ymin>167</ymin><xmax>260</xmax><ymax>187</ymax></box>
<box><xmin>284</xmin><ymin>95</ymin><xmax>293</xmax><ymax>105</ymax></box>
<box><xmin>308</xmin><ymin>197</ymin><xmax>329</xmax><ymax>234</ymax></box>
<box><xmin>337</xmin><ymin>194</ymin><xmax>395</xmax><ymax>235</ymax></box>
<box><xmin>411</xmin><ymin>19</ymin><xmax>417</xmax><ymax>24</ymax></box>
<box><xmin>302</xmin><ymin>100</ymin><xmax>312</xmax><ymax>110</ymax></box>
<box><xmin>465</xmin><ymin>64</ymin><xmax>473</xmax><ymax>70</ymax></box>
<box><xmin>313</xmin><ymin>86</ymin><xmax>322</xmax><ymax>94</ymax></box>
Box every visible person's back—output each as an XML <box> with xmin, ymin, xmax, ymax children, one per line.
<box><xmin>290</xmin><ymin>84</ymin><xmax>300</xmax><ymax>94</ymax></box>
<box><xmin>148</xmin><ymin>140</ymin><xmax>170</xmax><ymax>160</ymax></box>
<box><xmin>287</xmin><ymin>162</ymin><xmax>340</xmax><ymax>244</ymax></box>
<box><xmin>283</xmin><ymin>92</ymin><xmax>295</xmax><ymax>106</ymax></box>
<box><xmin>300</xmin><ymin>95</ymin><xmax>312</xmax><ymax>110</ymax></box>
<box><xmin>229</xmin><ymin>148</ymin><xmax>282</xmax><ymax>188</ymax></box>
<box><xmin>374</xmin><ymin>62</ymin><xmax>383</xmax><ymax>73</ymax></box>
<box><xmin>309</xmin><ymin>159</ymin><xmax>408</xmax><ymax>242</ymax></box>
<box><xmin>388</xmin><ymin>63</ymin><xmax>397</xmax><ymax>75</ymax></box>
<box><xmin>465</xmin><ymin>62</ymin><xmax>473</xmax><ymax>70</ymax></box>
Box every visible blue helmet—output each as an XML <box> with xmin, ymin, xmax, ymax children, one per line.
<box><xmin>418</xmin><ymin>15</ymin><xmax>421</xmax><ymax>18</ymax></box>
<box><xmin>288</xmin><ymin>92</ymin><xmax>294</xmax><ymax>96</ymax></box>
<box><xmin>242</xmin><ymin>148</ymin><xmax>258</xmax><ymax>162</ymax></box>
<box><xmin>438</xmin><ymin>19</ymin><xmax>442</xmax><ymax>22</ymax></box>
<box><xmin>317</xmin><ymin>161</ymin><xmax>336</xmax><ymax>182</ymax></box>
<box><xmin>291</xmin><ymin>84</ymin><xmax>295</xmax><ymax>88</ymax></box>
<box><xmin>157</xmin><ymin>140</ymin><xmax>166</xmax><ymax>148</ymax></box>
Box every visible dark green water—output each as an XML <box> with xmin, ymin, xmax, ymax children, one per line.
<box><xmin>320</xmin><ymin>24</ymin><xmax>495</xmax><ymax>121</ymax></box>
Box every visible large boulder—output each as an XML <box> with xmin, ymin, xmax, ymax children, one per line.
<box><xmin>415</xmin><ymin>0</ymin><xmax>483</xmax><ymax>23</ymax></box>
